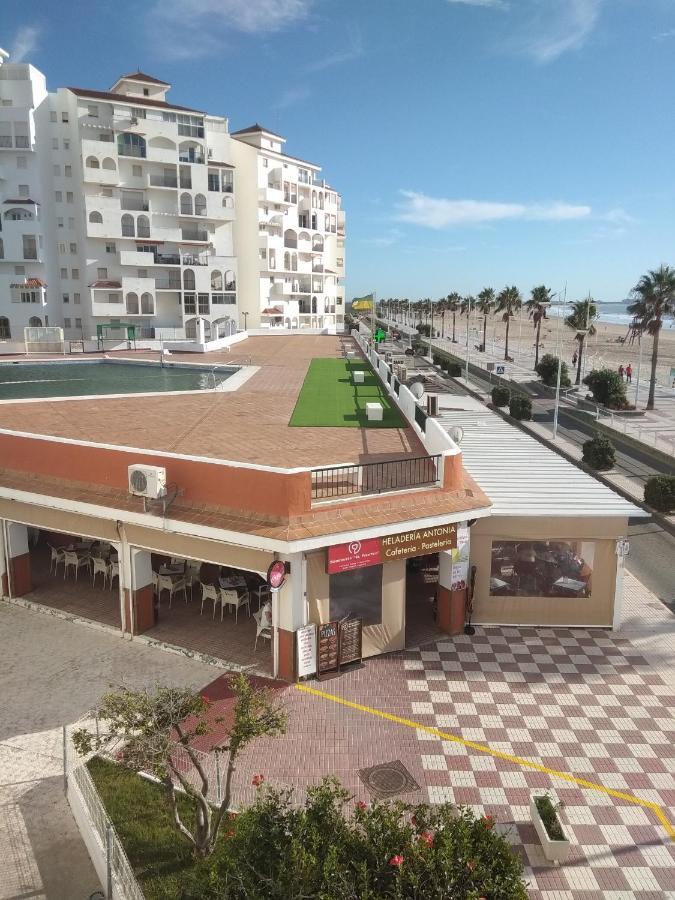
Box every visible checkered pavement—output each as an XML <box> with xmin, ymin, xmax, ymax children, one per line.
<box><xmin>404</xmin><ymin>627</ymin><xmax>675</xmax><ymax>899</ymax></box>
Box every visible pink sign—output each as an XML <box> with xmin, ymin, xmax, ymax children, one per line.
<box><xmin>327</xmin><ymin>538</ymin><xmax>382</xmax><ymax>574</ymax></box>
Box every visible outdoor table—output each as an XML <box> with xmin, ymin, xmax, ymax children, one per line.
<box><xmin>160</xmin><ymin>566</ymin><xmax>185</xmax><ymax>580</ymax></box>
<box><xmin>553</xmin><ymin>577</ymin><xmax>586</xmax><ymax>595</ymax></box>
<box><xmin>220</xmin><ymin>575</ymin><xmax>247</xmax><ymax>589</ymax></box>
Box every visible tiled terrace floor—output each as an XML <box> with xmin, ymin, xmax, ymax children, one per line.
<box><xmin>198</xmin><ymin>571</ymin><xmax>675</xmax><ymax>899</ymax></box>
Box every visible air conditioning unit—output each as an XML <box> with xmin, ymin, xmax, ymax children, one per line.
<box><xmin>128</xmin><ymin>464</ymin><xmax>166</xmax><ymax>499</ymax></box>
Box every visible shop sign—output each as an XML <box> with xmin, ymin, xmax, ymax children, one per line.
<box><xmin>339</xmin><ymin>618</ymin><xmax>362</xmax><ymax>667</ymax></box>
<box><xmin>327</xmin><ymin>538</ymin><xmax>382</xmax><ymax>574</ymax></box>
<box><xmin>296</xmin><ymin>624</ymin><xmax>317</xmax><ymax>678</ymax></box>
<box><xmin>380</xmin><ymin>524</ymin><xmax>457</xmax><ymax>561</ymax></box>
<box><xmin>267</xmin><ymin>560</ymin><xmax>287</xmax><ymax>590</ymax></box>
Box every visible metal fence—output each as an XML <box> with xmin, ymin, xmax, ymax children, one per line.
<box><xmin>311</xmin><ymin>454</ymin><xmax>441</xmax><ymax>500</ymax></box>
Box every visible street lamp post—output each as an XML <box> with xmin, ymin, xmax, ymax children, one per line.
<box><xmin>550</xmin><ymin>286</ymin><xmax>569</xmax><ymax>441</ymax></box>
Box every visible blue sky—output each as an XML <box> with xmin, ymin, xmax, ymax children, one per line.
<box><xmin>4</xmin><ymin>0</ymin><xmax>675</xmax><ymax>301</ymax></box>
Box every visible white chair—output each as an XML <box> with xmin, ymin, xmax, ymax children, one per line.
<box><xmin>63</xmin><ymin>551</ymin><xmax>89</xmax><ymax>580</ymax></box>
<box><xmin>48</xmin><ymin>544</ymin><xmax>66</xmax><ymax>575</ymax></box>
<box><xmin>109</xmin><ymin>560</ymin><xmax>120</xmax><ymax>589</ymax></box>
<box><xmin>157</xmin><ymin>573</ymin><xmax>187</xmax><ymax>608</ymax></box>
<box><xmin>254</xmin><ymin>606</ymin><xmax>272</xmax><ymax>650</ymax></box>
<box><xmin>185</xmin><ymin>562</ymin><xmax>201</xmax><ymax>601</ymax></box>
<box><xmin>151</xmin><ymin>571</ymin><xmax>159</xmax><ymax>595</ymax></box>
<box><xmin>254</xmin><ymin>583</ymin><xmax>271</xmax><ymax>611</ymax></box>
<box><xmin>200</xmin><ymin>582</ymin><xmax>220</xmax><ymax>616</ymax></box>
<box><xmin>91</xmin><ymin>556</ymin><xmax>110</xmax><ymax>588</ymax></box>
<box><xmin>220</xmin><ymin>589</ymin><xmax>250</xmax><ymax>623</ymax></box>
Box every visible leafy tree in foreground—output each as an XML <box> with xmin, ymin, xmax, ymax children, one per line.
<box><xmin>535</xmin><ymin>353</ymin><xmax>571</xmax><ymax>388</ymax></box>
<box><xmin>628</xmin><ymin>264</ymin><xmax>675</xmax><ymax>410</ymax></box>
<box><xmin>583</xmin><ymin>368</ymin><xmax>628</xmax><ymax>409</ymax></box>
<box><xmin>186</xmin><ymin>779</ymin><xmax>528</xmax><ymax>899</ymax></box>
<box><xmin>73</xmin><ymin>675</ymin><xmax>287</xmax><ymax>858</ymax></box>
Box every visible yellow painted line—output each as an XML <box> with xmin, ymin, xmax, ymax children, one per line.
<box><xmin>295</xmin><ymin>683</ymin><xmax>675</xmax><ymax>840</ymax></box>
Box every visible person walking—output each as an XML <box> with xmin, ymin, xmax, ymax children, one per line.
<box><xmin>626</xmin><ymin>363</ymin><xmax>632</xmax><ymax>384</ymax></box>
<box><xmin>618</xmin><ymin>364</ymin><xmax>625</xmax><ymax>381</ymax></box>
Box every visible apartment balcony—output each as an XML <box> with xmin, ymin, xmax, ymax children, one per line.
<box><xmin>119</xmin><ymin>250</ymin><xmax>155</xmax><ymax>267</ymax></box>
<box><xmin>154</xmin><ymin>277</ymin><xmax>182</xmax><ymax>291</ymax></box>
<box><xmin>270</xmin><ymin>282</ymin><xmax>294</xmax><ymax>297</ymax></box>
<box><xmin>180</xmin><ymin>227</ymin><xmax>210</xmax><ymax>243</ymax></box>
<box><xmin>259</xmin><ymin>185</ymin><xmax>287</xmax><ymax>205</ymax></box>
<box><xmin>146</xmin><ymin>146</ymin><xmax>179</xmax><ymax>165</ymax></box>
<box><xmin>178</xmin><ymin>153</ymin><xmax>205</xmax><ymax>165</ymax></box>
<box><xmin>120</xmin><ymin>197</ymin><xmax>149</xmax><ymax>212</ymax></box>
<box><xmin>148</xmin><ymin>173</ymin><xmax>178</xmax><ymax>189</ymax></box>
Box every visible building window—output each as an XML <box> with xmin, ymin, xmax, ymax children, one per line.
<box><xmin>489</xmin><ymin>540</ymin><xmax>594</xmax><ymax>598</ymax></box>
<box><xmin>75</xmin><ymin>318</ymin><xmax>82</xmax><ymax>329</ymax></box>
<box><xmin>14</xmin><ymin>266</ymin><xmax>25</xmax><ymax>276</ymax></box>
<box><xmin>69</xmin><ymin>243</ymin><xmax>77</xmax><ymax>254</ymax></box>
<box><xmin>60</xmin><ymin>267</ymin><xmax>68</xmax><ymax>278</ymax></box>
<box><xmin>0</xmin><ymin>317</ymin><xmax>11</xmax><ymax>338</ymax></box>
<box><xmin>63</xmin><ymin>317</ymin><xmax>71</xmax><ymax>328</ymax></box>
<box><xmin>52</xmin><ymin>138</ymin><xmax>59</xmax><ymax>150</ymax></box>
<box><xmin>74</xmin><ymin>292</ymin><xmax>81</xmax><ymax>304</ymax></box>
<box><xmin>17</xmin><ymin>156</ymin><xmax>27</xmax><ymax>168</ymax></box>
<box><xmin>63</xmin><ymin>293</ymin><xmax>70</xmax><ymax>304</ymax></box>
<box><xmin>61</xmin><ymin>112</ymin><xmax>69</xmax><ymax>123</ymax></box>
<box><xmin>58</xmin><ymin>242</ymin><xmax>66</xmax><ymax>254</ymax></box>
<box><xmin>68</xmin><ymin>217</ymin><xmax>75</xmax><ymax>229</ymax></box>
<box><xmin>132</xmin><ymin>165</ymin><xmax>142</xmax><ymax>177</ymax></box>
<box><xmin>22</xmin><ymin>235</ymin><xmax>37</xmax><ymax>260</ymax></box>
<box><xmin>55</xmin><ymin>193</ymin><xmax>63</xmax><ymax>203</ymax></box>
<box><xmin>183</xmin><ymin>293</ymin><xmax>196</xmax><ymax>314</ymax></box>
<box><xmin>108</xmin><ymin>293</ymin><xmax>121</xmax><ymax>304</ymax></box>
<box><xmin>20</xmin><ymin>290</ymin><xmax>39</xmax><ymax>303</ymax></box>
<box><xmin>72</xmin><ymin>268</ymin><xmax>79</xmax><ymax>279</ymax></box>
<box><xmin>105</xmin><ymin>242</ymin><xmax>116</xmax><ymax>254</ymax></box>
<box><xmin>97</xmin><ymin>268</ymin><xmax>108</xmax><ymax>279</ymax></box>
<box><xmin>50</xmin><ymin>111</ymin><xmax>57</xmax><ymax>123</ymax></box>
<box><xmin>87</xmin><ymin>104</ymin><xmax>99</xmax><ymax>117</ymax></box>
<box><xmin>56</xmin><ymin>217</ymin><xmax>63</xmax><ymax>228</ymax></box>
<box><xmin>117</xmin><ymin>132</ymin><xmax>146</xmax><ymax>159</ymax></box>
<box><xmin>66</xmin><ymin>192</ymin><xmax>74</xmax><ymax>203</ymax></box>
<box><xmin>143</xmin><ymin>88</ymin><xmax>149</xmax><ymax>96</ymax></box>
<box><xmin>329</xmin><ymin>565</ymin><xmax>383</xmax><ymax>626</ymax></box>
<box><xmin>262</xmin><ymin>157</ymin><xmax>268</xmax><ymax>168</ymax></box>
<box><xmin>18</xmin><ymin>184</ymin><xmax>29</xmax><ymax>197</ymax></box>
<box><xmin>65</xmin><ymin>165</ymin><xmax>72</xmax><ymax>177</ymax></box>
<box><xmin>198</xmin><ymin>294</ymin><xmax>209</xmax><ymax>314</ymax></box>
<box><xmin>63</xmin><ymin>139</ymin><xmax>70</xmax><ymax>150</ymax></box>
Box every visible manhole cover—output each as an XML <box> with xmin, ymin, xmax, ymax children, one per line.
<box><xmin>358</xmin><ymin>759</ymin><xmax>420</xmax><ymax>800</ymax></box>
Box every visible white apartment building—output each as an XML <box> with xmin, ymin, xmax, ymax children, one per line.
<box><xmin>0</xmin><ymin>52</ymin><xmax>345</xmax><ymax>347</ymax></box>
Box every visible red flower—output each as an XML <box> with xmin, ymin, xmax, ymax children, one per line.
<box><xmin>482</xmin><ymin>814</ymin><xmax>495</xmax><ymax>830</ymax></box>
<box><xmin>200</xmin><ymin>695</ymin><xmax>211</xmax><ymax>705</ymax></box>
<box><xmin>419</xmin><ymin>831</ymin><xmax>434</xmax><ymax>847</ymax></box>
<box><xmin>389</xmin><ymin>855</ymin><xmax>404</xmax><ymax>867</ymax></box>
<box><xmin>356</xmin><ymin>800</ymin><xmax>368</xmax><ymax>810</ymax></box>
<box><xmin>252</xmin><ymin>774</ymin><xmax>265</xmax><ymax>787</ymax></box>
<box><xmin>466</xmin><ymin>859</ymin><xmax>477</xmax><ymax>872</ymax></box>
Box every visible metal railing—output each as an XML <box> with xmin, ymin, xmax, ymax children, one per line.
<box><xmin>414</xmin><ymin>403</ymin><xmax>428</xmax><ymax>434</ymax></box>
<box><xmin>311</xmin><ymin>454</ymin><xmax>441</xmax><ymax>500</ymax></box>
<box><xmin>149</xmin><ymin>174</ymin><xmax>178</xmax><ymax>188</ymax></box>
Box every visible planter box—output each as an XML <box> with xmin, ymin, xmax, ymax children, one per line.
<box><xmin>530</xmin><ymin>795</ymin><xmax>571</xmax><ymax>865</ymax></box>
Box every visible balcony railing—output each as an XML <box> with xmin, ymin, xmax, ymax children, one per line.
<box><xmin>311</xmin><ymin>455</ymin><xmax>441</xmax><ymax>500</ymax></box>
<box><xmin>179</xmin><ymin>153</ymin><xmax>205</xmax><ymax>165</ymax></box>
<box><xmin>149</xmin><ymin>174</ymin><xmax>178</xmax><ymax>188</ymax></box>
<box><xmin>120</xmin><ymin>199</ymin><xmax>149</xmax><ymax>211</ymax></box>
<box><xmin>154</xmin><ymin>278</ymin><xmax>182</xmax><ymax>290</ymax></box>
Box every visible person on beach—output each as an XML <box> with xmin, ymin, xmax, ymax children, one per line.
<box><xmin>618</xmin><ymin>364</ymin><xmax>625</xmax><ymax>381</ymax></box>
<box><xmin>626</xmin><ymin>363</ymin><xmax>632</xmax><ymax>384</ymax></box>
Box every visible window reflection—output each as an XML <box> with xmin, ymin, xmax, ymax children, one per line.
<box><xmin>490</xmin><ymin>540</ymin><xmax>593</xmax><ymax>598</ymax></box>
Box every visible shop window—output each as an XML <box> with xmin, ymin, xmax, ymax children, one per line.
<box><xmin>489</xmin><ymin>540</ymin><xmax>594</xmax><ymax>598</ymax></box>
<box><xmin>329</xmin><ymin>565</ymin><xmax>383</xmax><ymax>625</ymax></box>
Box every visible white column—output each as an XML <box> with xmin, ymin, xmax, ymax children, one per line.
<box><xmin>612</xmin><ymin>551</ymin><xmax>625</xmax><ymax>631</ymax></box>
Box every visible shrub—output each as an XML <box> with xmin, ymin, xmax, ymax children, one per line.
<box><xmin>432</xmin><ymin>354</ymin><xmax>441</xmax><ymax>366</ymax></box>
<box><xmin>583</xmin><ymin>368</ymin><xmax>628</xmax><ymax>409</ymax></box>
<box><xmin>644</xmin><ymin>475</ymin><xmax>675</xmax><ymax>513</ymax></box>
<box><xmin>416</xmin><ymin>323</ymin><xmax>431</xmax><ymax>337</ymax></box>
<box><xmin>509</xmin><ymin>394</ymin><xmax>532</xmax><ymax>420</ymax></box>
<box><xmin>447</xmin><ymin>362</ymin><xmax>462</xmax><ymax>377</ymax></box>
<box><xmin>582</xmin><ymin>434</ymin><xmax>616</xmax><ymax>470</ymax></box>
<box><xmin>491</xmin><ymin>385</ymin><xmax>511</xmax><ymax>407</ymax></box>
<box><xmin>534</xmin><ymin>795</ymin><xmax>566</xmax><ymax>842</ymax></box>
<box><xmin>535</xmin><ymin>354</ymin><xmax>571</xmax><ymax>388</ymax></box>
<box><xmin>188</xmin><ymin>779</ymin><xmax>528</xmax><ymax>900</ymax></box>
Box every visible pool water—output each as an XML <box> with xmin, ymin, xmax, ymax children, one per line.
<box><xmin>0</xmin><ymin>361</ymin><xmax>236</xmax><ymax>400</ymax></box>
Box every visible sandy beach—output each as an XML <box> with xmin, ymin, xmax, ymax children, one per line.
<box><xmin>412</xmin><ymin>312</ymin><xmax>675</xmax><ymax>388</ymax></box>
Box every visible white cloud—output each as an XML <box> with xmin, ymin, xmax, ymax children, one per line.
<box><xmin>514</xmin><ymin>0</ymin><xmax>602</xmax><ymax>63</ymax></box>
<box><xmin>11</xmin><ymin>26</ymin><xmax>40</xmax><ymax>63</ymax></box>
<box><xmin>603</xmin><ymin>208</ymin><xmax>635</xmax><ymax>225</ymax></box>
<box><xmin>148</xmin><ymin>0</ymin><xmax>313</xmax><ymax>57</ymax></box>
<box><xmin>274</xmin><ymin>86</ymin><xmax>311</xmax><ymax>109</ymax></box>
<box><xmin>305</xmin><ymin>26</ymin><xmax>364</xmax><ymax>72</ymax></box>
<box><xmin>654</xmin><ymin>28</ymin><xmax>675</xmax><ymax>40</ymax></box>
<box><xmin>396</xmin><ymin>191</ymin><xmax>591</xmax><ymax>228</ymax></box>
<box><xmin>446</xmin><ymin>0</ymin><xmax>507</xmax><ymax>7</ymax></box>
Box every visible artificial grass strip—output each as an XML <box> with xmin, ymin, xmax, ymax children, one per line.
<box><xmin>289</xmin><ymin>358</ymin><xmax>405</xmax><ymax>428</ymax></box>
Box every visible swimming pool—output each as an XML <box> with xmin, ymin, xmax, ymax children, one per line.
<box><xmin>0</xmin><ymin>360</ymin><xmax>237</xmax><ymax>400</ymax></box>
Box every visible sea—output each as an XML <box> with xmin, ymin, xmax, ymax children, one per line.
<box><xmin>548</xmin><ymin>301</ymin><xmax>634</xmax><ymax>327</ymax></box>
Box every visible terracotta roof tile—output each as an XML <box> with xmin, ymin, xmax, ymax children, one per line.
<box><xmin>68</xmin><ymin>86</ymin><xmax>204</xmax><ymax>115</ymax></box>
<box><xmin>116</xmin><ymin>71</ymin><xmax>170</xmax><ymax>86</ymax></box>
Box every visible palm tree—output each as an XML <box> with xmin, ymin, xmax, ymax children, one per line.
<box><xmin>496</xmin><ymin>286</ymin><xmax>522</xmax><ymax>360</ymax></box>
<box><xmin>628</xmin><ymin>264</ymin><xmax>675</xmax><ymax>409</ymax></box>
<box><xmin>475</xmin><ymin>288</ymin><xmax>495</xmax><ymax>353</ymax></box>
<box><xmin>437</xmin><ymin>297</ymin><xmax>447</xmax><ymax>338</ymax></box>
<box><xmin>460</xmin><ymin>296</ymin><xmax>475</xmax><ymax>348</ymax></box>
<box><xmin>565</xmin><ymin>297</ymin><xmax>598</xmax><ymax>385</ymax></box>
<box><xmin>525</xmin><ymin>285</ymin><xmax>553</xmax><ymax>369</ymax></box>
<box><xmin>446</xmin><ymin>292</ymin><xmax>461</xmax><ymax>343</ymax></box>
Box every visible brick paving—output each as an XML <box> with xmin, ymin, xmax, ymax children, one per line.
<box><xmin>0</xmin><ymin>334</ymin><xmax>426</xmax><ymax>467</ymax></box>
<box><xmin>198</xmin><ymin>571</ymin><xmax>675</xmax><ymax>898</ymax></box>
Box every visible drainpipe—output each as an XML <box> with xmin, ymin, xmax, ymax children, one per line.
<box><xmin>115</xmin><ymin>520</ymin><xmax>134</xmax><ymax>637</ymax></box>
<box><xmin>1</xmin><ymin>519</ymin><xmax>12</xmax><ymax>599</ymax></box>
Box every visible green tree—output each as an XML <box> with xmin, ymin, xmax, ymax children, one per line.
<box><xmin>583</xmin><ymin>368</ymin><xmax>628</xmax><ymax>409</ymax></box>
<box><xmin>536</xmin><ymin>353</ymin><xmax>571</xmax><ymax>388</ymax></box>
<box><xmin>496</xmin><ymin>285</ymin><xmax>523</xmax><ymax>360</ymax></box>
<box><xmin>73</xmin><ymin>675</ymin><xmax>287</xmax><ymax>859</ymax></box>
<box><xmin>446</xmin><ymin>292</ymin><xmax>461</xmax><ymax>342</ymax></box>
<box><xmin>476</xmin><ymin>287</ymin><xmax>495</xmax><ymax>353</ymax></box>
<box><xmin>525</xmin><ymin>285</ymin><xmax>553</xmax><ymax>369</ymax></box>
<box><xmin>582</xmin><ymin>434</ymin><xmax>616</xmax><ymax>471</ymax></box>
<box><xmin>628</xmin><ymin>264</ymin><xmax>675</xmax><ymax>410</ymax></box>
<box><xmin>565</xmin><ymin>297</ymin><xmax>598</xmax><ymax>385</ymax></box>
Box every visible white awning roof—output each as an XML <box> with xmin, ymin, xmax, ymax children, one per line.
<box><xmin>436</xmin><ymin>397</ymin><xmax>644</xmax><ymax>519</ymax></box>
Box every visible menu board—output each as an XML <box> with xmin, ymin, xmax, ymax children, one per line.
<box><xmin>339</xmin><ymin>618</ymin><xmax>362</xmax><ymax>667</ymax></box>
<box><xmin>296</xmin><ymin>624</ymin><xmax>317</xmax><ymax>679</ymax></box>
<box><xmin>317</xmin><ymin>621</ymin><xmax>339</xmax><ymax>676</ymax></box>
